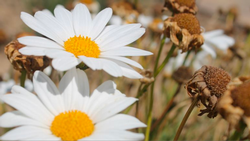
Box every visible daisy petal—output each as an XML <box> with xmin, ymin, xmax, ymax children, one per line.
<box><xmin>101</xmin><ymin>56</ymin><xmax>143</xmax><ymax>69</ymax></box>
<box><xmin>100</xmin><ymin>46</ymin><xmax>153</xmax><ymax>56</ymax></box>
<box><xmin>2</xmin><ymin>94</ymin><xmax>54</xmax><ymax>126</ymax></box>
<box><xmin>89</xmin><ymin>8</ymin><xmax>112</xmax><ymax>40</ymax></box>
<box><xmin>44</xmin><ymin>49</ymin><xmax>74</xmax><ymax>59</ymax></box>
<box><xmin>54</xmin><ymin>5</ymin><xmax>75</xmax><ymax>38</ymax></box>
<box><xmin>33</xmin><ymin>71</ymin><xmax>64</xmax><ymax>115</ymax></box>
<box><xmin>34</xmin><ymin>11</ymin><xmax>69</xmax><ymax>41</ymax></box>
<box><xmin>73</xmin><ymin>3</ymin><xmax>92</xmax><ymax>36</ymax></box>
<box><xmin>95</xmin><ymin>80</ymin><xmax>116</xmax><ymax>93</ymax></box>
<box><xmin>95</xmin><ymin>114</ymin><xmax>146</xmax><ymax>130</ymax></box>
<box><xmin>0</xmin><ymin>111</ymin><xmax>48</xmax><ymax>128</ymax></box>
<box><xmin>20</xmin><ymin>12</ymin><xmax>64</xmax><ymax>45</ymax></box>
<box><xmin>19</xmin><ymin>47</ymin><xmax>46</xmax><ymax>56</ymax></box>
<box><xmin>92</xmin><ymin>96</ymin><xmax>137</xmax><ymax>123</ymax></box>
<box><xmin>203</xmin><ymin>29</ymin><xmax>223</xmax><ymax>39</ymax></box>
<box><xmin>0</xmin><ymin>126</ymin><xmax>52</xmax><ymax>140</ymax></box>
<box><xmin>59</xmin><ymin>68</ymin><xmax>89</xmax><ymax>111</ymax></box>
<box><xmin>201</xmin><ymin>43</ymin><xmax>216</xmax><ymax>58</ymax></box>
<box><xmin>52</xmin><ymin>56</ymin><xmax>81</xmax><ymax>71</ymax></box>
<box><xmin>18</xmin><ymin>36</ymin><xmax>63</xmax><ymax>49</ymax></box>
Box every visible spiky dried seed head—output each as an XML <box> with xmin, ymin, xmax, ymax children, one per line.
<box><xmin>204</xmin><ymin>66</ymin><xmax>231</xmax><ymax>97</ymax></box>
<box><xmin>176</xmin><ymin>0</ymin><xmax>195</xmax><ymax>8</ymax></box>
<box><xmin>172</xmin><ymin>66</ymin><xmax>192</xmax><ymax>84</ymax></box>
<box><xmin>4</xmin><ymin>40</ymin><xmax>51</xmax><ymax>76</ymax></box>
<box><xmin>172</xmin><ymin>13</ymin><xmax>200</xmax><ymax>35</ymax></box>
<box><xmin>231</xmin><ymin>81</ymin><xmax>250</xmax><ymax>116</ymax></box>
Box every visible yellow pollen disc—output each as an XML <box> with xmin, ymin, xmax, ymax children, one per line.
<box><xmin>50</xmin><ymin>110</ymin><xmax>94</xmax><ymax>141</ymax></box>
<box><xmin>64</xmin><ymin>36</ymin><xmax>100</xmax><ymax>58</ymax></box>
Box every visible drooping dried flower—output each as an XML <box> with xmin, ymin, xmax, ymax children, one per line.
<box><xmin>164</xmin><ymin>13</ymin><xmax>204</xmax><ymax>53</ymax></box>
<box><xmin>111</xmin><ymin>1</ymin><xmax>138</xmax><ymax>20</ymax></box>
<box><xmin>172</xmin><ymin>66</ymin><xmax>192</xmax><ymax>84</ymax></box>
<box><xmin>4</xmin><ymin>40</ymin><xmax>51</xmax><ymax>75</ymax></box>
<box><xmin>186</xmin><ymin>66</ymin><xmax>231</xmax><ymax>118</ymax></box>
<box><xmin>140</xmin><ymin>70</ymin><xmax>154</xmax><ymax>84</ymax></box>
<box><xmin>162</xmin><ymin>0</ymin><xmax>198</xmax><ymax>15</ymax></box>
<box><xmin>217</xmin><ymin>81</ymin><xmax>250</xmax><ymax>132</ymax></box>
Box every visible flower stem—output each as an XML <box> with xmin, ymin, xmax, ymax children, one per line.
<box><xmin>20</xmin><ymin>70</ymin><xmax>26</xmax><ymax>88</ymax></box>
<box><xmin>182</xmin><ymin>50</ymin><xmax>191</xmax><ymax>66</ymax></box>
<box><xmin>174</xmin><ymin>95</ymin><xmax>199</xmax><ymax>141</ymax></box>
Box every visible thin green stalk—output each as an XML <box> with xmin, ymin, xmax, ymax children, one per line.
<box><xmin>228</xmin><ymin>120</ymin><xmax>246</xmax><ymax>141</ymax></box>
<box><xmin>20</xmin><ymin>70</ymin><xmax>26</xmax><ymax>88</ymax></box>
<box><xmin>174</xmin><ymin>96</ymin><xmax>199</xmax><ymax>141</ymax></box>
<box><xmin>182</xmin><ymin>50</ymin><xmax>191</xmax><ymax>66</ymax></box>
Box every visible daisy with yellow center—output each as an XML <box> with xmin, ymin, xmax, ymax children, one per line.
<box><xmin>18</xmin><ymin>4</ymin><xmax>152</xmax><ymax>79</ymax></box>
<box><xmin>0</xmin><ymin>68</ymin><xmax>146</xmax><ymax>140</ymax></box>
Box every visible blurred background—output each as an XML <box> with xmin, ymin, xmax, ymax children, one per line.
<box><xmin>0</xmin><ymin>0</ymin><xmax>250</xmax><ymax>140</ymax></box>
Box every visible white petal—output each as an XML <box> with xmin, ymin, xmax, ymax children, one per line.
<box><xmin>34</xmin><ymin>11</ymin><xmax>69</xmax><ymax>41</ymax></box>
<box><xmin>92</xmin><ymin>96</ymin><xmax>137</xmax><ymax>123</ymax></box>
<box><xmin>89</xmin><ymin>8</ymin><xmax>112</xmax><ymax>40</ymax></box>
<box><xmin>2</xmin><ymin>94</ymin><xmax>54</xmax><ymax>126</ymax></box>
<box><xmin>59</xmin><ymin>68</ymin><xmax>89</xmax><ymax>111</ymax></box>
<box><xmin>44</xmin><ymin>49</ymin><xmax>74</xmax><ymax>59</ymax></box>
<box><xmin>201</xmin><ymin>43</ymin><xmax>216</xmax><ymax>58</ymax></box>
<box><xmin>78</xmin><ymin>56</ymin><xmax>98</xmax><ymax>70</ymax></box>
<box><xmin>95</xmin><ymin>80</ymin><xmax>117</xmax><ymax>93</ymax></box>
<box><xmin>18</xmin><ymin>36</ymin><xmax>63</xmax><ymax>49</ymax></box>
<box><xmin>73</xmin><ymin>3</ymin><xmax>92</xmax><ymax>36</ymax></box>
<box><xmin>20</xmin><ymin>12</ymin><xmax>64</xmax><ymax>45</ymax></box>
<box><xmin>94</xmin><ymin>25</ymin><xmax>119</xmax><ymax>44</ymax></box>
<box><xmin>0</xmin><ymin>111</ymin><xmax>48</xmax><ymax>128</ymax></box>
<box><xmin>54</xmin><ymin>5</ymin><xmax>75</xmax><ymax>38</ymax></box>
<box><xmin>100</xmin><ymin>46</ymin><xmax>153</xmax><ymax>56</ymax></box>
<box><xmin>0</xmin><ymin>126</ymin><xmax>53</xmax><ymax>140</ymax></box>
<box><xmin>108</xmin><ymin>60</ymin><xmax>143</xmax><ymax>79</ymax></box>
<box><xmin>96</xmin><ymin>114</ymin><xmax>146</xmax><ymax>130</ymax></box>
<box><xmin>101</xmin><ymin>56</ymin><xmax>143</xmax><ymax>69</ymax></box>
<box><xmin>52</xmin><ymin>56</ymin><xmax>81</xmax><ymax>71</ymax></box>
<box><xmin>203</xmin><ymin>29</ymin><xmax>223</xmax><ymax>39</ymax></box>
<box><xmin>19</xmin><ymin>47</ymin><xmax>46</xmax><ymax>56</ymax></box>
<box><xmin>33</xmin><ymin>71</ymin><xmax>64</xmax><ymax>115</ymax></box>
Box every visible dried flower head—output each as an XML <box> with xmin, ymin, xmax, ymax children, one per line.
<box><xmin>149</xmin><ymin>18</ymin><xmax>164</xmax><ymax>33</ymax></box>
<box><xmin>4</xmin><ymin>40</ymin><xmax>51</xmax><ymax>75</ymax></box>
<box><xmin>140</xmin><ymin>70</ymin><xmax>154</xmax><ymax>84</ymax></box>
<box><xmin>163</xmin><ymin>0</ymin><xmax>198</xmax><ymax>14</ymax></box>
<box><xmin>172</xmin><ymin>66</ymin><xmax>192</xmax><ymax>84</ymax></box>
<box><xmin>217</xmin><ymin>81</ymin><xmax>250</xmax><ymax>130</ymax></box>
<box><xmin>111</xmin><ymin>1</ymin><xmax>138</xmax><ymax>19</ymax></box>
<box><xmin>0</xmin><ymin>29</ymin><xmax>7</xmax><ymax>44</ymax></box>
<box><xmin>164</xmin><ymin>13</ymin><xmax>204</xmax><ymax>53</ymax></box>
<box><xmin>186</xmin><ymin>66</ymin><xmax>231</xmax><ymax>118</ymax></box>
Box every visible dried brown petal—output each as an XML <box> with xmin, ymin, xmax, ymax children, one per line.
<box><xmin>164</xmin><ymin>14</ymin><xmax>204</xmax><ymax>53</ymax></box>
<box><xmin>4</xmin><ymin>40</ymin><xmax>51</xmax><ymax>75</ymax></box>
<box><xmin>163</xmin><ymin>0</ymin><xmax>198</xmax><ymax>14</ymax></box>
<box><xmin>186</xmin><ymin>66</ymin><xmax>231</xmax><ymax>118</ymax></box>
<box><xmin>140</xmin><ymin>70</ymin><xmax>154</xmax><ymax>84</ymax></box>
<box><xmin>172</xmin><ymin>66</ymin><xmax>192</xmax><ymax>84</ymax></box>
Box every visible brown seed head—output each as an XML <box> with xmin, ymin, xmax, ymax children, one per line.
<box><xmin>176</xmin><ymin>0</ymin><xmax>195</xmax><ymax>7</ymax></box>
<box><xmin>172</xmin><ymin>13</ymin><xmax>200</xmax><ymax>35</ymax></box>
<box><xmin>172</xmin><ymin>66</ymin><xmax>192</xmax><ymax>84</ymax></box>
<box><xmin>204</xmin><ymin>66</ymin><xmax>231</xmax><ymax>97</ymax></box>
<box><xmin>4</xmin><ymin>40</ymin><xmax>51</xmax><ymax>75</ymax></box>
<box><xmin>231</xmin><ymin>81</ymin><xmax>250</xmax><ymax>116</ymax></box>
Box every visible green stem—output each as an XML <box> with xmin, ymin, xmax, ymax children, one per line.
<box><xmin>174</xmin><ymin>96</ymin><xmax>199</xmax><ymax>141</ymax></box>
<box><xmin>20</xmin><ymin>70</ymin><xmax>26</xmax><ymax>88</ymax></box>
<box><xmin>228</xmin><ymin>120</ymin><xmax>246</xmax><ymax>141</ymax></box>
<box><xmin>182</xmin><ymin>50</ymin><xmax>191</xmax><ymax>66</ymax></box>
<box><xmin>155</xmin><ymin>44</ymin><xmax>176</xmax><ymax>77</ymax></box>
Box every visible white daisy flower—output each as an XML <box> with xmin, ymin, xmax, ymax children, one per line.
<box><xmin>0</xmin><ymin>68</ymin><xmax>146</xmax><ymax>140</ymax></box>
<box><xmin>202</xmin><ymin>29</ymin><xmax>235</xmax><ymax>58</ymax></box>
<box><xmin>18</xmin><ymin>4</ymin><xmax>152</xmax><ymax>79</ymax></box>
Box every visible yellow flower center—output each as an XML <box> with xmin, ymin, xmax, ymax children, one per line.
<box><xmin>50</xmin><ymin>110</ymin><xmax>94</xmax><ymax>141</ymax></box>
<box><xmin>64</xmin><ymin>36</ymin><xmax>100</xmax><ymax>58</ymax></box>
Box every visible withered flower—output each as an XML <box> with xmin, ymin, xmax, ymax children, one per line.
<box><xmin>163</xmin><ymin>0</ymin><xmax>198</xmax><ymax>14</ymax></box>
<box><xmin>186</xmin><ymin>66</ymin><xmax>231</xmax><ymax>118</ymax></box>
<box><xmin>172</xmin><ymin>66</ymin><xmax>192</xmax><ymax>84</ymax></box>
<box><xmin>164</xmin><ymin>13</ymin><xmax>204</xmax><ymax>53</ymax></box>
<box><xmin>140</xmin><ymin>70</ymin><xmax>154</xmax><ymax>84</ymax></box>
<box><xmin>149</xmin><ymin>18</ymin><xmax>164</xmax><ymax>33</ymax></box>
<box><xmin>217</xmin><ymin>80</ymin><xmax>250</xmax><ymax>132</ymax></box>
<box><xmin>4</xmin><ymin>40</ymin><xmax>51</xmax><ymax>75</ymax></box>
<box><xmin>0</xmin><ymin>29</ymin><xmax>7</xmax><ymax>44</ymax></box>
<box><xmin>111</xmin><ymin>1</ymin><xmax>138</xmax><ymax>19</ymax></box>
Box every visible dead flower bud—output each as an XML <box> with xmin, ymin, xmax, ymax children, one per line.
<box><xmin>217</xmin><ymin>81</ymin><xmax>250</xmax><ymax>131</ymax></box>
<box><xmin>163</xmin><ymin>0</ymin><xmax>198</xmax><ymax>15</ymax></box>
<box><xmin>111</xmin><ymin>1</ymin><xmax>138</xmax><ymax>19</ymax></box>
<box><xmin>140</xmin><ymin>70</ymin><xmax>154</xmax><ymax>84</ymax></box>
<box><xmin>172</xmin><ymin>66</ymin><xmax>192</xmax><ymax>84</ymax></box>
<box><xmin>164</xmin><ymin>13</ymin><xmax>204</xmax><ymax>53</ymax></box>
<box><xmin>186</xmin><ymin>66</ymin><xmax>231</xmax><ymax>118</ymax></box>
<box><xmin>4</xmin><ymin>40</ymin><xmax>51</xmax><ymax>75</ymax></box>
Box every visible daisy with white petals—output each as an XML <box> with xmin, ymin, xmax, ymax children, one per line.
<box><xmin>0</xmin><ymin>68</ymin><xmax>146</xmax><ymax>140</ymax></box>
<box><xmin>18</xmin><ymin>4</ymin><xmax>152</xmax><ymax>79</ymax></box>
